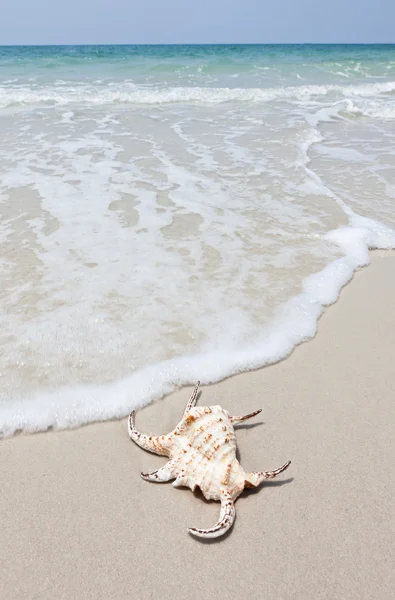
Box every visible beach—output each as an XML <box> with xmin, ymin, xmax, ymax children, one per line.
<box><xmin>2</xmin><ymin>250</ymin><xmax>394</xmax><ymax>599</ymax></box>
<box><xmin>1</xmin><ymin>44</ymin><xmax>395</xmax><ymax>598</ymax></box>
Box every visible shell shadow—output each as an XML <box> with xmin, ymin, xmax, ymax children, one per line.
<box><xmin>233</xmin><ymin>421</ymin><xmax>264</xmax><ymax>431</ymax></box>
<box><xmin>240</xmin><ymin>477</ymin><xmax>294</xmax><ymax>497</ymax></box>
<box><xmin>234</xmin><ymin>420</ymin><xmax>264</xmax><ymax>463</ymax></box>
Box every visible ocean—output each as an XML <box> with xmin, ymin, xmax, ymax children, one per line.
<box><xmin>1</xmin><ymin>44</ymin><xmax>395</xmax><ymax>436</ymax></box>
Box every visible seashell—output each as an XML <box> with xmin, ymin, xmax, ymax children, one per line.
<box><xmin>128</xmin><ymin>382</ymin><xmax>291</xmax><ymax>539</ymax></box>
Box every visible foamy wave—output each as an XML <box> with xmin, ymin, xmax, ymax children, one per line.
<box><xmin>1</xmin><ymin>80</ymin><xmax>394</xmax><ymax>108</ymax></box>
<box><xmin>341</xmin><ymin>98</ymin><xmax>395</xmax><ymax>120</ymax></box>
<box><xmin>1</xmin><ymin>217</ymin><xmax>394</xmax><ymax>438</ymax></box>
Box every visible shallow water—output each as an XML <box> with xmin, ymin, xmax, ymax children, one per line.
<box><xmin>1</xmin><ymin>45</ymin><xmax>395</xmax><ymax>436</ymax></box>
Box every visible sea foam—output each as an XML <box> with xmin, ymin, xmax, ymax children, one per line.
<box><xmin>1</xmin><ymin>216</ymin><xmax>394</xmax><ymax>438</ymax></box>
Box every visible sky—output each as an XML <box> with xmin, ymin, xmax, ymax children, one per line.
<box><xmin>0</xmin><ymin>0</ymin><xmax>394</xmax><ymax>45</ymax></box>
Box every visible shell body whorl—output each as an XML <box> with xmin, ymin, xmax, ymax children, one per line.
<box><xmin>167</xmin><ymin>405</ymin><xmax>246</xmax><ymax>501</ymax></box>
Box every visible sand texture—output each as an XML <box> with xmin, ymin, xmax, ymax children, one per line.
<box><xmin>1</xmin><ymin>252</ymin><xmax>395</xmax><ymax>599</ymax></box>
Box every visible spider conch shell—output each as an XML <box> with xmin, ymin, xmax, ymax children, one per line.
<box><xmin>128</xmin><ymin>382</ymin><xmax>291</xmax><ymax>539</ymax></box>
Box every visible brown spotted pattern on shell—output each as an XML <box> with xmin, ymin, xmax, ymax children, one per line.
<box><xmin>128</xmin><ymin>382</ymin><xmax>291</xmax><ymax>538</ymax></box>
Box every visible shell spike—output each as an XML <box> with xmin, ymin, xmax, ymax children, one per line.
<box><xmin>128</xmin><ymin>410</ymin><xmax>169</xmax><ymax>456</ymax></box>
<box><xmin>188</xmin><ymin>491</ymin><xmax>235</xmax><ymax>539</ymax></box>
<box><xmin>245</xmin><ymin>460</ymin><xmax>291</xmax><ymax>488</ymax></box>
<box><xmin>140</xmin><ymin>461</ymin><xmax>175</xmax><ymax>482</ymax></box>
<box><xmin>183</xmin><ymin>381</ymin><xmax>201</xmax><ymax>415</ymax></box>
<box><xmin>230</xmin><ymin>409</ymin><xmax>262</xmax><ymax>423</ymax></box>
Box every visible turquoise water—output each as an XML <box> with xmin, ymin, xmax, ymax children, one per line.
<box><xmin>1</xmin><ymin>45</ymin><xmax>395</xmax><ymax>435</ymax></box>
<box><xmin>1</xmin><ymin>44</ymin><xmax>395</xmax><ymax>87</ymax></box>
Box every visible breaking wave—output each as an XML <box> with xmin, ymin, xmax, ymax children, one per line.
<box><xmin>0</xmin><ymin>80</ymin><xmax>395</xmax><ymax>108</ymax></box>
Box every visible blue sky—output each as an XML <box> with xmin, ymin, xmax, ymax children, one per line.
<box><xmin>1</xmin><ymin>0</ymin><xmax>394</xmax><ymax>45</ymax></box>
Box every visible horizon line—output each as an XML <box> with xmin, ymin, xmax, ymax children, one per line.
<box><xmin>1</xmin><ymin>42</ymin><xmax>395</xmax><ymax>47</ymax></box>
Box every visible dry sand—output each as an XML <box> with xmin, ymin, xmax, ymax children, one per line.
<box><xmin>1</xmin><ymin>251</ymin><xmax>394</xmax><ymax>599</ymax></box>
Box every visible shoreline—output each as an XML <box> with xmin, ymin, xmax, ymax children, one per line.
<box><xmin>3</xmin><ymin>240</ymin><xmax>394</xmax><ymax>438</ymax></box>
<box><xmin>2</xmin><ymin>250</ymin><xmax>395</xmax><ymax>599</ymax></box>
